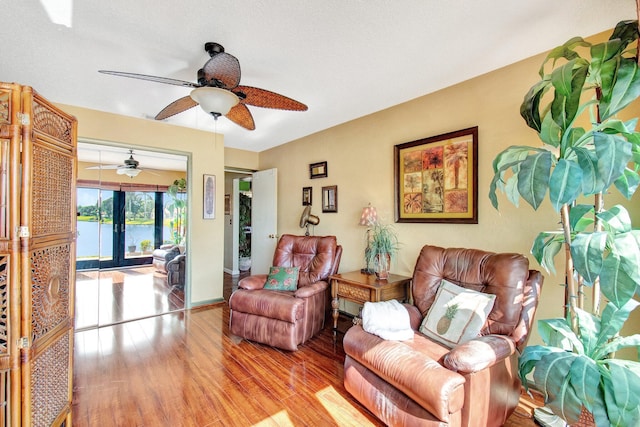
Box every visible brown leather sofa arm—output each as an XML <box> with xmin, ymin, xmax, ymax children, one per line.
<box><xmin>443</xmin><ymin>335</ymin><xmax>516</xmax><ymax>374</ymax></box>
<box><xmin>238</xmin><ymin>274</ymin><xmax>268</xmax><ymax>290</ymax></box>
<box><xmin>293</xmin><ymin>280</ymin><xmax>328</xmax><ymax>298</ymax></box>
<box><xmin>403</xmin><ymin>304</ymin><xmax>423</xmax><ymax>330</ymax></box>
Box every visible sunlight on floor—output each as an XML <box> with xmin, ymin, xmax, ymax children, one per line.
<box><xmin>316</xmin><ymin>386</ymin><xmax>377</xmax><ymax>426</ymax></box>
<box><xmin>252</xmin><ymin>410</ymin><xmax>294</xmax><ymax>427</ymax></box>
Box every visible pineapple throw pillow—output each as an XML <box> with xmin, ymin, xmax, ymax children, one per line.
<box><xmin>419</xmin><ymin>279</ymin><xmax>496</xmax><ymax>348</ymax></box>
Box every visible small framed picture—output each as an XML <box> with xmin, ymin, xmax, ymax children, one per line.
<box><xmin>203</xmin><ymin>174</ymin><xmax>216</xmax><ymax>219</ymax></box>
<box><xmin>302</xmin><ymin>187</ymin><xmax>312</xmax><ymax>206</ymax></box>
<box><xmin>309</xmin><ymin>161</ymin><xmax>328</xmax><ymax>179</ymax></box>
<box><xmin>322</xmin><ymin>185</ymin><xmax>337</xmax><ymax>213</ymax></box>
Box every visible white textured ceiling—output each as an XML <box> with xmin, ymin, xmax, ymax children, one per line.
<box><xmin>1</xmin><ymin>0</ymin><xmax>636</xmax><ymax>155</ymax></box>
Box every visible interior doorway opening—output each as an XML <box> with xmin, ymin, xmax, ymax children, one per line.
<box><xmin>75</xmin><ymin>141</ymin><xmax>188</xmax><ymax>330</ymax></box>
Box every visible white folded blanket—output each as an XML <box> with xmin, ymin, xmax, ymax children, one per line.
<box><xmin>362</xmin><ymin>299</ymin><xmax>414</xmax><ymax>341</ymax></box>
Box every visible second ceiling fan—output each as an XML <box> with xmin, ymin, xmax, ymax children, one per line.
<box><xmin>99</xmin><ymin>42</ymin><xmax>308</xmax><ymax>131</ymax></box>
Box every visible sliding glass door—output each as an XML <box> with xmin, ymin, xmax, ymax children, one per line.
<box><xmin>76</xmin><ymin>188</ymin><xmax>162</xmax><ymax>270</ymax></box>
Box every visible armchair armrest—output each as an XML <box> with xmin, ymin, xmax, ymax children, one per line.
<box><xmin>403</xmin><ymin>304</ymin><xmax>422</xmax><ymax>330</ymax></box>
<box><xmin>294</xmin><ymin>280</ymin><xmax>328</xmax><ymax>298</ymax></box>
<box><xmin>443</xmin><ymin>335</ymin><xmax>516</xmax><ymax>374</ymax></box>
<box><xmin>238</xmin><ymin>274</ymin><xmax>268</xmax><ymax>290</ymax></box>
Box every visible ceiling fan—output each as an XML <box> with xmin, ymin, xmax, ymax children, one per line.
<box><xmin>86</xmin><ymin>150</ymin><xmax>146</xmax><ymax>178</ymax></box>
<box><xmin>99</xmin><ymin>42</ymin><xmax>308</xmax><ymax>131</ymax></box>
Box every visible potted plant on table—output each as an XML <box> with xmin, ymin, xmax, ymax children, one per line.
<box><xmin>489</xmin><ymin>20</ymin><xmax>640</xmax><ymax>426</ymax></box>
<box><xmin>365</xmin><ymin>223</ymin><xmax>400</xmax><ymax>280</ymax></box>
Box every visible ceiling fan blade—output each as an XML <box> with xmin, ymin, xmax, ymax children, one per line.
<box><xmin>99</xmin><ymin>70</ymin><xmax>199</xmax><ymax>88</ymax></box>
<box><xmin>155</xmin><ymin>96</ymin><xmax>198</xmax><ymax>120</ymax></box>
<box><xmin>202</xmin><ymin>53</ymin><xmax>241</xmax><ymax>89</ymax></box>
<box><xmin>235</xmin><ymin>86</ymin><xmax>307</xmax><ymax>111</ymax></box>
<box><xmin>225</xmin><ymin>103</ymin><xmax>255</xmax><ymax>131</ymax></box>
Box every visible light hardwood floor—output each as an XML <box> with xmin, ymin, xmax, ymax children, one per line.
<box><xmin>71</xmin><ymin>273</ymin><xmax>540</xmax><ymax>426</ymax></box>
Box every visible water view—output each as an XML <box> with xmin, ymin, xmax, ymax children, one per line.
<box><xmin>76</xmin><ymin>222</ymin><xmax>172</xmax><ymax>259</ymax></box>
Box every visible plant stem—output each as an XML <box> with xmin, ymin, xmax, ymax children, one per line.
<box><xmin>560</xmin><ymin>204</ymin><xmax>577</xmax><ymax>329</ymax></box>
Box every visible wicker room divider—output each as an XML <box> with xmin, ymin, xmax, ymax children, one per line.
<box><xmin>0</xmin><ymin>82</ymin><xmax>77</xmax><ymax>426</ymax></box>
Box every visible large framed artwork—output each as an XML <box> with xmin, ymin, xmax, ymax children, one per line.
<box><xmin>394</xmin><ymin>127</ymin><xmax>478</xmax><ymax>223</ymax></box>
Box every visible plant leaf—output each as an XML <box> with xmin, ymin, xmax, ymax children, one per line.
<box><xmin>534</xmin><ymin>352</ymin><xmax>582</xmax><ymax>424</ymax></box>
<box><xmin>549</xmin><ymin>158</ymin><xmax>583</xmax><ymax>210</ymax></box>
<box><xmin>531</xmin><ymin>231</ymin><xmax>563</xmax><ymax>274</ymax></box>
<box><xmin>573</xmin><ymin>146</ymin><xmax>603</xmax><ymax>195</ymax></box>
<box><xmin>595</xmin><ymin>132</ymin><xmax>632</xmax><ymax>189</ymax></box>
<box><xmin>568</xmin><ymin>204</ymin><xmax>594</xmax><ymax>232</ymax></box>
<box><xmin>539</xmin><ymin>110</ymin><xmax>562</xmax><ymax>147</ymax></box>
<box><xmin>517</xmin><ymin>151</ymin><xmax>552</xmax><ymax>210</ymax></box>
<box><xmin>571</xmin><ymin>232</ymin><xmax>607</xmax><ymax>285</ymax></box>
<box><xmin>598</xmin><ymin>204</ymin><xmax>632</xmax><ymax>233</ymax></box>
<box><xmin>538</xmin><ymin>318</ymin><xmax>584</xmax><ymax>353</ymax></box>
<box><xmin>518</xmin><ymin>345</ymin><xmax>562</xmax><ymax>391</ymax></box>
<box><xmin>598</xmin><ymin>334</ymin><xmax>640</xmax><ymax>356</ymax></box>
<box><xmin>600</xmin><ymin>57</ymin><xmax>640</xmax><ymax>120</ymax></box>
<box><xmin>613</xmin><ymin>167</ymin><xmax>640</xmax><ymax>198</ymax></box>
<box><xmin>569</xmin><ymin>355</ymin><xmax>602</xmax><ymax>413</ymax></box>
<box><xmin>521</xmin><ymin>79</ymin><xmax>552</xmax><ymax>132</ymax></box>
<box><xmin>600</xmin><ymin>253</ymin><xmax>637</xmax><ymax>308</ymax></box>
<box><xmin>608</xmin><ymin>19</ymin><xmax>640</xmax><ymax>49</ymax></box>
<box><xmin>601</xmin><ymin>359</ymin><xmax>640</xmax><ymax>426</ymax></box>
<box><xmin>573</xmin><ymin>307</ymin><xmax>600</xmax><ymax>356</ymax></box>
<box><xmin>596</xmin><ymin>300</ymin><xmax>640</xmax><ymax>351</ymax></box>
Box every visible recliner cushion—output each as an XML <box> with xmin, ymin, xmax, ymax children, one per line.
<box><xmin>412</xmin><ymin>246</ymin><xmax>529</xmax><ymax>336</ymax></box>
<box><xmin>228</xmin><ymin>289</ymin><xmax>304</xmax><ymax>323</ymax></box>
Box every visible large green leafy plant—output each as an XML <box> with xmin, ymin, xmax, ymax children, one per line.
<box><xmin>167</xmin><ymin>178</ymin><xmax>187</xmax><ymax>245</ymax></box>
<box><xmin>489</xmin><ymin>21</ymin><xmax>640</xmax><ymax>426</ymax></box>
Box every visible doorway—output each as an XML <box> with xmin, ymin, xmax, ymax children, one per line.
<box><xmin>76</xmin><ymin>142</ymin><xmax>188</xmax><ymax>330</ymax></box>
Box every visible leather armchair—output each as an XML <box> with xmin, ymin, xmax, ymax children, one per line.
<box><xmin>152</xmin><ymin>244</ymin><xmax>180</xmax><ymax>273</ymax></box>
<box><xmin>166</xmin><ymin>254</ymin><xmax>186</xmax><ymax>288</ymax></box>
<box><xmin>229</xmin><ymin>234</ymin><xmax>342</xmax><ymax>351</ymax></box>
<box><xmin>343</xmin><ymin>245</ymin><xmax>543</xmax><ymax>427</ymax></box>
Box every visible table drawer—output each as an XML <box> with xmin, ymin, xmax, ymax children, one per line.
<box><xmin>337</xmin><ymin>282</ymin><xmax>371</xmax><ymax>303</ymax></box>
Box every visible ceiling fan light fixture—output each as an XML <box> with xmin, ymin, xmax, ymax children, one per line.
<box><xmin>118</xmin><ymin>167</ymin><xmax>141</xmax><ymax>177</ymax></box>
<box><xmin>190</xmin><ymin>87</ymin><xmax>239</xmax><ymax>116</ymax></box>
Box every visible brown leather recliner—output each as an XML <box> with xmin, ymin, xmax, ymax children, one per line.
<box><xmin>343</xmin><ymin>245</ymin><xmax>543</xmax><ymax>427</ymax></box>
<box><xmin>229</xmin><ymin>234</ymin><xmax>342</xmax><ymax>351</ymax></box>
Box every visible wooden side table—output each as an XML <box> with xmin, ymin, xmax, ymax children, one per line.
<box><xmin>329</xmin><ymin>271</ymin><xmax>412</xmax><ymax>332</ymax></box>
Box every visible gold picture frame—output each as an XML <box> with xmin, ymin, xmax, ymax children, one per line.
<box><xmin>394</xmin><ymin>127</ymin><xmax>478</xmax><ymax>223</ymax></box>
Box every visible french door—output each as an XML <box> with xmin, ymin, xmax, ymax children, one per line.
<box><xmin>76</xmin><ymin>188</ymin><xmax>164</xmax><ymax>270</ymax></box>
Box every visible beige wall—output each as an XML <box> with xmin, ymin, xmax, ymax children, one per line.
<box><xmin>59</xmin><ymin>104</ymin><xmax>226</xmax><ymax>306</ymax></box>
<box><xmin>258</xmin><ymin>32</ymin><xmax>640</xmax><ymax>347</ymax></box>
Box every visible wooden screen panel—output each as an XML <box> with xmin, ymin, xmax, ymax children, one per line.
<box><xmin>29</xmin><ymin>331</ymin><xmax>71</xmax><ymax>427</ymax></box>
<box><xmin>29</xmin><ymin>244</ymin><xmax>71</xmax><ymax>341</ymax></box>
<box><xmin>31</xmin><ymin>143</ymin><xmax>74</xmax><ymax>237</ymax></box>
<box><xmin>20</xmin><ymin>87</ymin><xmax>76</xmax><ymax>427</ymax></box>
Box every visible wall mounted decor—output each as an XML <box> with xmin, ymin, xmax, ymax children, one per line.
<box><xmin>203</xmin><ymin>174</ymin><xmax>216</xmax><ymax>219</ymax></box>
<box><xmin>394</xmin><ymin>127</ymin><xmax>478</xmax><ymax>223</ymax></box>
<box><xmin>309</xmin><ymin>161</ymin><xmax>328</xmax><ymax>179</ymax></box>
<box><xmin>302</xmin><ymin>187</ymin><xmax>312</xmax><ymax>206</ymax></box>
<box><xmin>322</xmin><ymin>185</ymin><xmax>338</xmax><ymax>213</ymax></box>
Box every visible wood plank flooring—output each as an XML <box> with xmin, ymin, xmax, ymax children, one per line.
<box><xmin>72</xmin><ymin>273</ymin><xmax>541</xmax><ymax>426</ymax></box>
<box><xmin>75</xmin><ymin>266</ymin><xmax>184</xmax><ymax>330</ymax></box>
